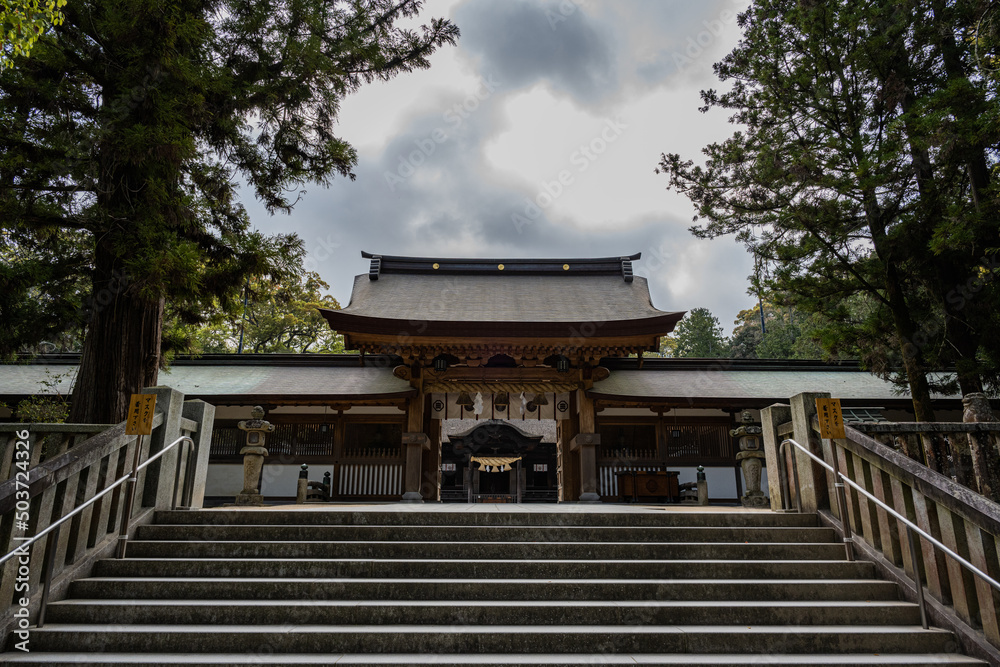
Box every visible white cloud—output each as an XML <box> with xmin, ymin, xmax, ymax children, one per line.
<box><xmin>248</xmin><ymin>0</ymin><xmax>757</xmax><ymax>332</ymax></box>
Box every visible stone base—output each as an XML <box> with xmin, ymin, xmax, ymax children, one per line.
<box><xmin>400</xmin><ymin>491</ymin><xmax>424</xmax><ymax>503</ymax></box>
<box><xmin>234</xmin><ymin>493</ymin><xmax>264</xmax><ymax>506</ymax></box>
<box><xmin>741</xmin><ymin>492</ymin><xmax>769</xmax><ymax>508</ymax></box>
<box><xmin>578</xmin><ymin>492</ymin><xmax>601</xmax><ymax>503</ymax></box>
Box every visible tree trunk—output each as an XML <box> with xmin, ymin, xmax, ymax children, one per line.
<box><xmin>68</xmin><ymin>241</ymin><xmax>164</xmax><ymax>424</ymax></box>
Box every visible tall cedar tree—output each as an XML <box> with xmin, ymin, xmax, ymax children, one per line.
<box><xmin>672</xmin><ymin>308</ymin><xmax>728</xmax><ymax>358</ymax></box>
<box><xmin>0</xmin><ymin>1</ymin><xmax>458</xmax><ymax>423</ymax></box>
<box><xmin>659</xmin><ymin>0</ymin><xmax>1000</xmax><ymax>421</ymax></box>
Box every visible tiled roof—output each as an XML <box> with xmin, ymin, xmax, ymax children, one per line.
<box><xmin>0</xmin><ymin>363</ymin><xmax>414</xmax><ymax>401</ymax></box>
<box><xmin>1</xmin><ymin>357</ymin><xmax>956</xmax><ymax>408</ymax></box>
<box><xmin>341</xmin><ymin>273</ymin><xmax>669</xmax><ymax>323</ymax></box>
<box><xmin>591</xmin><ymin>369</ymin><xmax>956</xmax><ymax>404</ymax></box>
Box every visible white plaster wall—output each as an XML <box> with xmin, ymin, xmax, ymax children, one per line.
<box><xmin>260</xmin><ymin>463</ymin><xmax>311</xmax><ymax>496</ymax></box>
<box><xmin>206</xmin><ymin>462</ymin><xmax>328</xmax><ymax>498</ymax></box>
<box><xmin>671</xmin><ymin>466</ymin><xmax>769</xmax><ymax>502</ymax></box>
<box><xmin>205</xmin><ymin>463</ymin><xmax>244</xmax><ymax>497</ymax></box>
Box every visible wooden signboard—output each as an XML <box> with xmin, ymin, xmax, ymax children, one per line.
<box><xmin>125</xmin><ymin>394</ymin><xmax>157</xmax><ymax>435</ymax></box>
<box><xmin>815</xmin><ymin>398</ymin><xmax>846</xmax><ymax>439</ymax></box>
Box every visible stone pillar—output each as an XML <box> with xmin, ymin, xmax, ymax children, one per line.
<box><xmin>696</xmin><ymin>465</ymin><xmax>708</xmax><ymax>505</ymax></box>
<box><xmin>402</xmin><ymin>432</ymin><xmax>429</xmax><ymax>502</ymax></box>
<box><xmin>296</xmin><ymin>464</ymin><xmax>309</xmax><ymax>504</ymax></box>
<box><xmin>761</xmin><ymin>403</ymin><xmax>792</xmax><ymax>511</ymax></box>
<box><xmin>964</xmin><ymin>393</ymin><xmax>1000</xmax><ymax>502</ymax></box>
<box><xmin>789</xmin><ymin>392</ymin><xmax>831</xmax><ymax>513</ymax></box>
<box><xmin>181</xmin><ymin>399</ymin><xmax>215</xmax><ymax>509</ymax></box>
<box><xmin>140</xmin><ymin>386</ymin><xmax>185</xmax><ymax>509</ymax></box>
<box><xmin>235</xmin><ymin>406</ymin><xmax>273</xmax><ymax>506</ymax></box>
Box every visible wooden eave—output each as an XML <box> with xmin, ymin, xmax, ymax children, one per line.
<box><xmin>320</xmin><ymin>310</ymin><xmax>683</xmax><ymax>343</ymax></box>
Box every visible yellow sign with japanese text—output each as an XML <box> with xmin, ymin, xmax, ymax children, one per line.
<box><xmin>125</xmin><ymin>394</ymin><xmax>157</xmax><ymax>435</ymax></box>
<box><xmin>816</xmin><ymin>397</ymin><xmax>846</xmax><ymax>439</ymax></box>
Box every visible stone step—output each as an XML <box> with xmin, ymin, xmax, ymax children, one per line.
<box><xmin>44</xmin><ymin>599</ymin><xmax>923</xmax><ymax>627</ymax></box>
<box><xmin>123</xmin><ymin>539</ymin><xmax>850</xmax><ymax>560</ymax></box>
<box><xmin>153</xmin><ymin>510</ymin><xmax>820</xmax><ymax>528</ymax></box>
<box><xmin>1</xmin><ymin>653</ymin><xmax>988</xmax><ymax>665</ymax></box>
<box><xmin>134</xmin><ymin>524</ymin><xmax>838</xmax><ymax>543</ymax></box>
<box><xmin>22</xmin><ymin>624</ymin><xmax>959</xmax><ymax>654</ymax></box>
<box><xmin>68</xmin><ymin>577</ymin><xmax>900</xmax><ymax>602</ymax></box>
<box><xmin>92</xmin><ymin>557</ymin><xmax>875</xmax><ymax>580</ymax></box>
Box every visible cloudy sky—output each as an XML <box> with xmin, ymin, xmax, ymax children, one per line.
<box><xmin>245</xmin><ymin>0</ymin><xmax>755</xmax><ymax>332</ymax></box>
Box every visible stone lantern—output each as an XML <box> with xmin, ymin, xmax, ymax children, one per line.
<box><xmin>235</xmin><ymin>406</ymin><xmax>274</xmax><ymax>505</ymax></box>
<box><xmin>731</xmin><ymin>410</ymin><xmax>768</xmax><ymax>508</ymax></box>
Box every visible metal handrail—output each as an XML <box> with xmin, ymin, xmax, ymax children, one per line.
<box><xmin>1</xmin><ymin>434</ymin><xmax>193</xmax><ymax>626</ymax></box>
<box><xmin>781</xmin><ymin>437</ymin><xmax>1000</xmax><ymax>630</ymax></box>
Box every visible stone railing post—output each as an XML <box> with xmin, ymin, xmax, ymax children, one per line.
<box><xmin>789</xmin><ymin>392</ymin><xmax>831</xmax><ymax>513</ymax></box>
<box><xmin>181</xmin><ymin>399</ymin><xmax>215</xmax><ymax>509</ymax></box>
<box><xmin>761</xmin><ymin>403</ymin><xmax>792</xmax><ymax>511</ymax></box>
<box><xmin>297</xmin><ymin>464</ymin><xmax>309</xmax><ymax>504</ymax></box>
<box><xmin>140</xmin><ymin>386</ymin><xmax>185</xmax><ymax>509</ymax></box>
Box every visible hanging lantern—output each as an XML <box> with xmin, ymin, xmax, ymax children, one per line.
<box><xmin>456</xmin><ymin>392</ymin><xmax>474</xmax><ymax>409</ymax></box>
<box><xmin>531</xmin><ymin>392</ymin><xmax>549</xmax><ymax>406</ymax></box>
<box><xmin>494</xmin><ymin>391</ymin><xmax>509</xmax><ymax>405</ymax></box>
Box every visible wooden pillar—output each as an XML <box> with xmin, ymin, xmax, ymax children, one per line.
<box><xmin>574</xmin><ymin>389</ymin><xmax>600</xmax><ymax>502</ymax></box>
<box><xmin>558</xmin><ymin>406</ymin><xmax>580</xmax><ymax>502</ymax></box>
<box><xmin>421</xmin><ymin>416</ymin><xmax>441</xmax><ymax>501</ymax></box>
<box><xmin>402</xmin><ymin>393</ymin><xmax>428</xmax><ymax>503</ymax></box>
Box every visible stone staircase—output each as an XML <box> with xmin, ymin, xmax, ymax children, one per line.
<box><xmin>2</xmin><ymin>507</ymin><xmax>987</xmax><ymax>665</ymax></box>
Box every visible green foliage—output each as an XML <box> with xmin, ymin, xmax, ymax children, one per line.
<box><xmin>672</xmin><ymin>308</ymin><xmax>727</xmax><ymax>358</ymax></box>
<box><xmin>729</xmin><ymin>303</ymin><xmax>827</xmax><ymax>360</ymax></box>
<box><xmin>0</xmin><ymin>0</ymin><xmax>66</xmax><ymax>69</ymax></box>
<box><xmin>658</xmin><ymin>0</ymin><xmax>1000</xmax><ymax>414</ymax></box>
<box><xmin>177</xmin><ymin>270</ymin><xmax>346</xmax><ymax>354</ymax></box>
<box><xmin>0</xmin><ymin>368</ymin><xmax>74</xmax><ymax>422</ymax></box>
<box><xmin>0</xmin><ymin>0</ymin><xmax>458</xmax><ymax>422</ymax></box>
<box><xmin>657</xmin><ymin>334</ymin><xmax>677</xmax><ymax>358</ymax></box>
